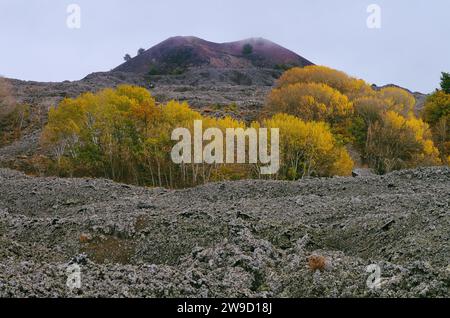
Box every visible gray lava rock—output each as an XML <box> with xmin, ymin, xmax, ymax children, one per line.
<box><xmin>0</xmin><ymin>166</ymin><xmax>449</xmax><ymax>297</ymax></box>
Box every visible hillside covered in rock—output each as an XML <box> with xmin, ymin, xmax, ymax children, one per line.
<box><xmin>0</xmin><ymin>166</ymin><xmax>448</xmax><ymax>297</ymax></box>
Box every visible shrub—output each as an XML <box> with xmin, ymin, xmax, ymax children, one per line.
<box><xmin>308</xmin><ymin>255</ymin><xmax>327</xmax><ymax>272</ymax></box>
<box><xmin>0</xmin><ymin>77</ymin><xmax>15</xmax><ymax>117</ymax></box>
<box><xmin>0</xmin><ymin>78</ymin><xmax>30</xmax><ymax>145</ymax></box>
<box><xmin>0</xmin><ymin>104</ymin><xmax>30</xmax><ymax>145</ymax></box>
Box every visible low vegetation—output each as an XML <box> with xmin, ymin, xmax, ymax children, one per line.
<box><xmin>0</xmin><ymin>77</ymin><xmax>31</xmax><ymax>146</ymax></box>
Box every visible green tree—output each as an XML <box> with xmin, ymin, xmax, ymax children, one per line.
<box><xmin>242</xmin><ymin>43</ymin><xmax>253</xmax><ymax>55</ymax></box>
<box><xmin>124</xmin><ymin>54</ymin><xmax>132</xmax><ymax>62</ymax></box>
<box><xmin>440</xmin><ymin>72</ymin><xmax>450</xmax><ymax>94</ymax></box>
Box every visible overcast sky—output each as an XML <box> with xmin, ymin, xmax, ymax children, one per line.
<box><xmin>0</xmin><ymin>0</ymin><xmax>449</xmax><ymax>93</ymax></box>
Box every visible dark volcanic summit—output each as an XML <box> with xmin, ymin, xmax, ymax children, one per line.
<box><xmin>114</xmin><ymin>36</ymin><xmax>313</xmax><ymax>74</ymax></box>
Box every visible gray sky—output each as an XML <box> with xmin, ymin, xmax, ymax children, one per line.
<box><xmin>0</xmin><ymin>0</ymin><xmax>449</xmax><ymax>93</ymax></box>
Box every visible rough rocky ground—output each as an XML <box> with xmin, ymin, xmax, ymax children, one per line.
<box><xmin>1</xmin><ymin>69</ymin><xmax>273</xmax><ymax>168</ymax></box>
<box><xmin>0</xmin><ymin>166</ymin><xmax>448</xmax><ymax>298</ymax></box>
<box><xmin>8</xmin><ymin>68</ymin><xmax>275</xmax><ymax>122</ymax></box>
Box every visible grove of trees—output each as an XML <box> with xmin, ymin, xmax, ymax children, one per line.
<box><xmin>264</xmin><ymin>66</ymin><xmax>443</xmax><ymax>172</ymax></box>
<box><xmin>38</xmin><ymin>66</ymin><xmax>448</xmax><ymax>188</ymax></box>
<box><xmin>41</xmin><ymin>85</ymin><xmax>354</xmax><ymax>187</ymax></box>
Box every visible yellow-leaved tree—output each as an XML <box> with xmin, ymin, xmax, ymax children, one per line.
<box><xmin>366</xmin><ymin>111</ymin><xmax>441</xmax><ymax>174</ymax></box>
<box><xmin>42</xmin><ymin>85</ymin><xmax>161</xmax><ymax>182</ymax></box>
<box><xmin>422</xmin><ymin>90</ymin><xmax>450</xmax><ymax>163</ymax></box>
<box><xmin>276</xmin><ymin>65</ymin><xmax>374</xmax><ymax>100</ymax></box>
<box><xmin>261</xmin><ymin>113</ymin><xmax>353</xmax><ymax>179</ymax></box>
<box><xmin>378</xmin><ymin>86</ymin><xmax>416</xmax><ymax>116</ymax></box>
<box><xmin>264</xmin><ymin>82</ymin><xmax>354</xmax><ymax>137</ymax></box>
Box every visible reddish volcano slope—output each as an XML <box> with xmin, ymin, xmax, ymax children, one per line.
<box><xmin>114</xmin><ymin>36</ymin><xmax>313</xmax><ymax>74</ymax></box>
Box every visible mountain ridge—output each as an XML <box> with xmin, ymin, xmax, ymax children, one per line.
<box><xmin>113</xmin><ymin>36</ymin><xmax>314</xmax><ymax>74</ymax></box>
